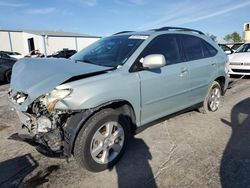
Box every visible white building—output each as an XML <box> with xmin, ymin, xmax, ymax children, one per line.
<box><xmin>0</xmin><ymin>29</ymin><xmax>101</xmax><ymax>56</ymax></box>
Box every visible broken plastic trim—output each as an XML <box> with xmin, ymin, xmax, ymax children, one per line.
<box><xmin>8</xmin><ymin>133</ymin><xmax>66</xmax><ymax>158</ymax></box>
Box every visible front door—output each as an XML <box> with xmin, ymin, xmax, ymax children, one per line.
<box><xmin>136</xmin><ymin>34</ymin><xmax>190</xmax><ymax>125</ymax></box>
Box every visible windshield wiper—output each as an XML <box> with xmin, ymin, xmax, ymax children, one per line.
<box><xmin>74</xmin><ymin>59</ymin><xmax>116</xmax><ymax>68</ymax></box>
<box><xmin>74</xmin><ymin>59</ymin><xmax>95</xmax><ymax>64</ymax></box>
<box><xmin>83</xmin><ymin>59</ymin><xmax>95</xmax><ymax>64</ymax></box>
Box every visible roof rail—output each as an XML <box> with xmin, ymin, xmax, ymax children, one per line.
<box><xmin>113</xmin><ymin>31</ymin><xmax>134</xmax><ymax>35</ymax></box>
<box><xmin>155</xmin><ymin>27</ymin><xmax>205</xmax><ymax>35</ymax></box>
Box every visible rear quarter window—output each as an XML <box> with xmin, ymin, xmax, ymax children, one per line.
<box><xmin>181</xmin><ymin>35</ymin><xmax>218</xmax><ymax>61</ymax></box>
<box><xmin>202</xmin><ymin>40</ymin><xmax>218</xmax><ymax>57</ymax></box>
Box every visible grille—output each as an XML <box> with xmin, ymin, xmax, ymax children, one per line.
<box><xmin>232</xmin><ymin>69</ymin><xmax>250</xmax><ymax>73</ymax></box>
<box><xmin>230</xmin><ymin>62</ymin><xmax>242</xmax><ymax>65</ymax></box>
<box><xmin>230</xmin><ymin>62</ymin><xmax>250</xmax><ymax>66</ymax></box>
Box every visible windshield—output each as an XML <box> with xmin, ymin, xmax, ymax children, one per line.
<box><xmin>71</xmin><ymin>35</ymin><xmax>145</xmax><ymax>67</ymax></box>
<box><xmin>236</xmin><ymin>43</ymin><xmax>250</xmax><ymax>53</ymax></box>
<box><xmin>219</xmin><ymin>45</ymin><xmax>231</xmax><ymax>52</ymax></box>
<box><xmin>13</xmin><ymin>52</ymin><xmax>21</xmax><ymax>55</ymax></box>
<box><xmin>232</xmin><ymin>44</ymin><xmax>243</xmax><ymax>51</ymax></box>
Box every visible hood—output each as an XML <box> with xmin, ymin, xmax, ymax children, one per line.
<box><xmin>10</xmin><ymin>58</ymin><xmax>112</xmax><ymax>98</ymax></box>
<box><xmin>228</xmin><ymin>52</ymin><xmax>250</xmax><ymax>62</ymax></box>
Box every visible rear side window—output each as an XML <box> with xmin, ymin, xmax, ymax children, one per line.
<box><xmin>182</xmin><ymin>35</ymin><xmax>203</xmax><ymax>61</ymax></box>
<box><xmin>181</xmin><ymin>35</ymin><xmax>218</xmax><ymax>61</ymax></box>
<box><xmin>140</xmin><ymin>34</ymin><xmax>183</xmax><ymax>65</ymax></box>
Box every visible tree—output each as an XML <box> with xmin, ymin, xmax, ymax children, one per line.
<box><xmin>224</xmin><ymin>32</ymin><xmax>242</xmax><ymax>43</ymax></box>
<box><xmin>231</xmin><ymin>32</ymin><xmax>242</xmax><ymax>42</ymax></box>
<box><xmin>206</xmin><ymin>33</ymin><xmax>217</xmax><ymax>42</ymax></box>
<box><xmin>224</xmin><ymin>34</ymin><xmax>232</xmax><ymax>42</ymax></box>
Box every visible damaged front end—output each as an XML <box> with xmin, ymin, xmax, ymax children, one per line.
<box><xmin>8</xmin><ymin>88</ymin><xmax>73</xmax><ymax>158</ymax></box>
<box><xmin>7</xmin><ymin>58</ymin><xmax>113</xmax><ymax>158</ymax></box>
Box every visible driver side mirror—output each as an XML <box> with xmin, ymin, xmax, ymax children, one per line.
<box><xmin>141</xmin><ymin>54</ymin><xmax>166</xmax><ymax>70</ymax></box>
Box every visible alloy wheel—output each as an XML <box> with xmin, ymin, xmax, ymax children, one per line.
<box><xmin>208</xmin><ymin>86</ymin><xmax>221</xmax><ymax>111</ymax></box>
<box><xmin>90</xmin><ymin>121</ymin><xmax>125</xmax><ymax>164</ymax></box>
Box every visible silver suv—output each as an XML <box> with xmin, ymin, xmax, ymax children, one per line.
<box><xmin>8</xmin><ymin>27</ymin><xmax>229</xmax><ymax>172</ymax></box>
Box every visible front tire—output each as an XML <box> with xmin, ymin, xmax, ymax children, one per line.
<box><xmin>199</xmin><ymin>81</ymin><xmax>222</xmax><ymax>113</ymax></box>
<box><xmin>74</xmin><ymin>108</ymin><xmax>130</xmax><ymax>172</ymax></box>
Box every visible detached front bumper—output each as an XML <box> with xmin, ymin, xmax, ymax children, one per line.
<box><xmin>9</xmin><ymin>103</ymin><xmax>85</xmax><ymax>159</ymax></box>
<box><xmin>8</xmin><ymin>133</ymin><xmax>65</xmax><ymax>158</ymax></box>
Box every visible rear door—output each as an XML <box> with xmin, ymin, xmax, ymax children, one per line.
<box><xmin>180</xmin><ymin>34</ymin><xmax>218</xmax><ymax>104</ymax></box>
<box><xmin>136</xmin><ymin>34</ymin><xmax>190</xmax><ymax>125</ymax></box>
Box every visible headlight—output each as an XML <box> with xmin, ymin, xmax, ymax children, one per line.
<box><xmin>46</xmin><ymin>88</ymin><xmax>72</xmax><ymax>112</ymax></box>
<box><xmin>49</xmin><ymin>89</ymin><xmax>72</xmax><ymax>100</ymax></box>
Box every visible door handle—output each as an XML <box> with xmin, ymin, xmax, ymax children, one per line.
<box><xmin>211</xmin><ymin>63</ymin><xmax>216</xmax><ymax>66</ymax></box>
<box><xmin>180</xmin><ymin>68</ymin><xmax>188</xmax><ymax>76</ymax></box>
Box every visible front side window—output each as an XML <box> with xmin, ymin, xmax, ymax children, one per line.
<box><xmin>236</xmin><ymin>43</ymin><xmax>250</xmax><ymax>53</ymax></box>
<box><xmin>71</xmin><ymin>35</ymin><xmax>145</xmax><ymax>67</ymax></box>
<box><xmin>219</xmin><ymin>45</ymin><xmax>231</xmax><ymax>52</ymax></box>
<box><xmin>139</xmin><ymin>34</ymin><xmax>182</xmax><ymax>65</ymax></box>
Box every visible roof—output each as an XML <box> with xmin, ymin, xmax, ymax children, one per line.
<box><xmin>0</xmin><ymin>29</ymin><xmax>101</xmax><ymax>38</ymax></box>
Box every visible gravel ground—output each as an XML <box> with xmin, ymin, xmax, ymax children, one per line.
<box><xmin>0</xmin><ymin>77</ymin><xmax>250</xmax><ymax>188</ymax></box>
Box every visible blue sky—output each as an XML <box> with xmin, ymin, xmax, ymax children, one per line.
<box><xmin>0</xmin><ymin>0</ymin><xmax>250</xmax><ymax>42</ymax></box>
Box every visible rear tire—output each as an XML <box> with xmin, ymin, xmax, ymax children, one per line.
<box><xmin>198</xmin><ymin>81</ymin><xmax>222</xmax><ymax>114</ymax></box>
<box><xmin>5</xmin><ymin>70</ymin><xmax>12</xmax><ymax>83</ymax></box>
<box><xmin>74</xmin><ymin>108</ymin><xmax>131</xmax><ymax>172</ymax></box>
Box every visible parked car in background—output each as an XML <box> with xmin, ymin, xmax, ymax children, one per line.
<box><xmin>0</xmin><ymin>51</ymin><xmax>24</xmax><ymax>59</ymax></box>
<box><xmin>8</xmin><ymin>27</ymin><xmax>229</xmax><ymax>172</ymax></box>
<box><xmin>228</xmin><ymin>42</ymin><xmax>250</xmax><ymax>75</ymax></box>
<box><xmin>218</xmin><ymin>44</ymin><xmax>234</xmax><ymax>55</ymax></box>
<box><xmin>0</xmin><ymin>52</ymin><xmax>17</xmax><ymax>83</ymax></box>
<box><xmin>231</xmin><ymin>42</ymin><xmax>244</xmax><ymax>52</ymax></box>
<box><xmin>48</xmin><ymin>49</ymin><xmax>77</xmax><ymax>58</ymax></box>
<box><xmin>25</xmin><ymin>49</ymin><xmax>44</xmax><ymax>58</ymax></box>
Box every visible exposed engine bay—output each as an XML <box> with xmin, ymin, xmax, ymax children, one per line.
<box><xmin>11</xmin><ymin>91</ymin><xmax>71</xmax><ymax>155</ymax></box>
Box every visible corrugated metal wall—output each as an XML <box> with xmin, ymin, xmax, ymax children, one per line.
<box><xmin>0</xmin><ymin>31</ymin><xmax>100</xmax><ymax>55</ymax></box>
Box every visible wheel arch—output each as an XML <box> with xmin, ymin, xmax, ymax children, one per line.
<box><xmin>215</xmin><ymin>76</ymin><xmax>226</xmax><ymax>95</ymax></box>
<box><xmin>63</xmin><ymin>99</ymin><xmax>137</xmax><ymax>157</ymax></box>
<box><xmin>5</xmin><ymin>69</ymin><xmax>12</xmax><ymax>83</ymax></box>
